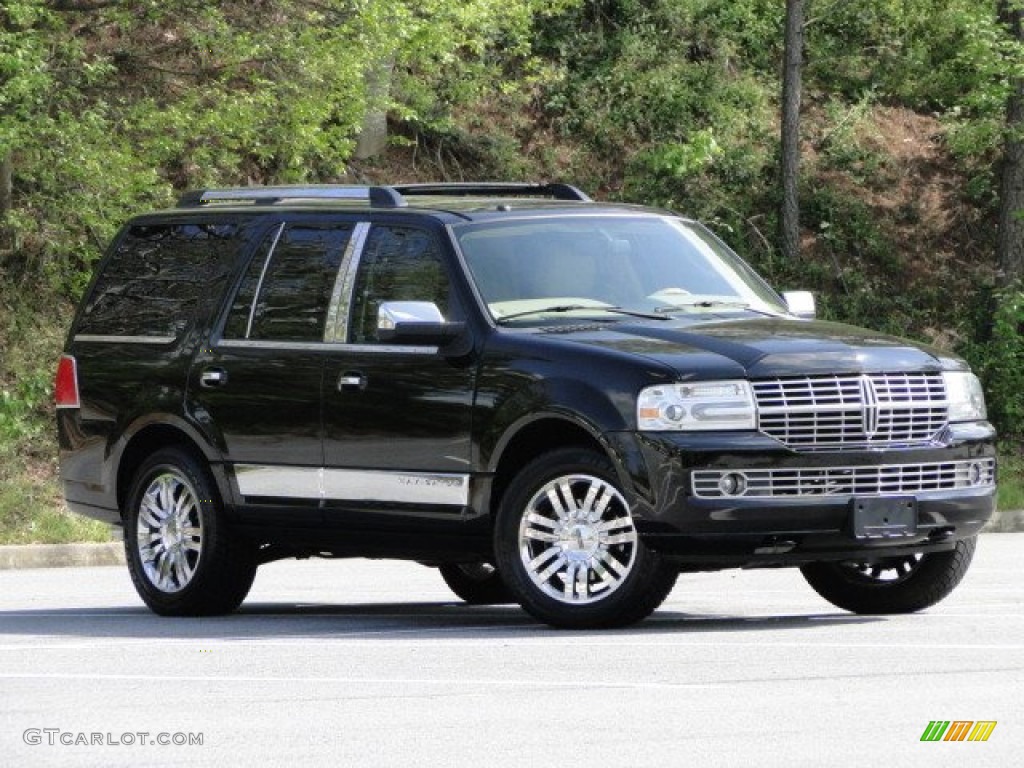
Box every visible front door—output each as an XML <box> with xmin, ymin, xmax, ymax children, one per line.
<box><xmin>321</xmin><ymin>223</ymin><xmax>475</xmax><ymax>532</ymax></box>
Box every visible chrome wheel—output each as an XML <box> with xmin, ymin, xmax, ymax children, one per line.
<box><xmin>801</xmin><ymin>537</ymin><xmax>977</xmax><ymax>615</ymax></box>
<box><xmin>518</xmin><ymin>473</ymin><xmax>638</xmax><ymax>604</ymax></box>
<box><xmin>135</xmin><ymin>471</ymin><xmax>203</xmax><ymax>593</ymax></box>
<box><xmin>840</xmin><ymin>554</ymin><xmax>924</xmax><ymax>585</ymax></box>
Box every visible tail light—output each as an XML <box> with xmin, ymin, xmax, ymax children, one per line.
<box><xmin>54</xmin><ymin>355</ymin><xmax>80</xmax><ymax>409</ymax></box>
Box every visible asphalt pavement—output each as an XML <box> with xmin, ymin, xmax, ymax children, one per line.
<box><xmin>0</xmin><ymin>534</ymin><xmax>1021</xmax><ymax>768</ymax></box>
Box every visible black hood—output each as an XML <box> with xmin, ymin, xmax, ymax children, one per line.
<box><xmin>540</xmin><ymin>317</ymin><xmax>963</xmax><ymax>378</ymax></box>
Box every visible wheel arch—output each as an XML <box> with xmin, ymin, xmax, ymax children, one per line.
<box><xmin>480</xmin><ymin>364</ymin><xmax>644</xmax><ymax>517</ymax></box>
<box><xmin>114</xmin><ymin>418</ymin><xmax>223</xmax><ymax>515</ymax></box>
<box><xmin>487</xmin><ymin>414</ymin><xmax>626</xmax><ymax>519</ymax></box>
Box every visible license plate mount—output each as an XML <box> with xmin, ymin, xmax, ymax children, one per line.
<box><xmin>850</xmin><ymin>497</ymin><xmax>918</xmax><ymax>540</ymax></box>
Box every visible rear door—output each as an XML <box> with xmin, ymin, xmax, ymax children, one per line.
<box><xmin>189</xmin><ymin>216</ymin><xmax>355</xmax><ymax>522</ymax></box>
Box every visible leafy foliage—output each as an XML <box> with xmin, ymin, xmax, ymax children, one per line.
<box><xmin>0</xmin><ymin>0</ymin><xmax>1022</xmax><ymax>541</ymax></box>
<box><xmin>960</xmin><ymin>284</ymin><xmax>1024</xmax><ymax>441</ymax></box>
<box><xmin>0</xmin><ymin>0</ymin><xmax>571</xmax><ymax>292</ymax></box>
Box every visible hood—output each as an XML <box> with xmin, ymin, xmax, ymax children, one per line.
<box><xmin>539</xmin><ymin>317</ymin><xmax>963</xmax><ymax>378</ymax></box>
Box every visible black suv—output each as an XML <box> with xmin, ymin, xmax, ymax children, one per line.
<box><xmin>56</xmin><ymin>183</ymin><xmax>996</xmax><ymax>628</ymax></box>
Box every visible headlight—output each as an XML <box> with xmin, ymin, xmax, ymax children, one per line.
<box><xmin>637</xmin><ymin>380</ymin><xmax>756</xmax><ymax>431</ymax></box>
<box><xmin>943</xmin><ymin>371</ymin><xmax>987</xmax><ymax>422</ymax></box>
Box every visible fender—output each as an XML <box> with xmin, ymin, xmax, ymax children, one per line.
<box><xmin>110</xmin><ymin>412</ymin><xmax>233</xmax><ymax>510</ymax></box>
<box><xmin>482</xmin><ymin>374</ymin><xmax>631</xmax><ymax>472</ymax></box>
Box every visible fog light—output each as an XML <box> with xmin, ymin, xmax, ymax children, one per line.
<box><xmin>718</xmin><ymin>472</ymin><xmax>748</xmax><ymax>497</ymax></box>
<box><xmin>968</xmin><ymin>462</ymin><xmax>985</xmax><ymax>486</ymax></box>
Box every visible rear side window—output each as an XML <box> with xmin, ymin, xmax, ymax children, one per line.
<box><xmin>78</xmin><ymin>222</ymin><xmax>240</xmax><ymax>339</ymax></box>
<box><xmin>224</xmin><ymin>222</ymin><xmax>354</xmax><ymax>342</ymax></box>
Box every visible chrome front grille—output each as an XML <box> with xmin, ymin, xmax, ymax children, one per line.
<box><xmin>752</xmin><ymin>373</ymin><xmax>948</xmax><ymax>451</ymax></box>
<box><xmin>692</xmin><ymin>459</ymin><xmax>995</xmax><ymax>499</ymax></box>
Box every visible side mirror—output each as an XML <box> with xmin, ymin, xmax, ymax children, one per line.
<box><xmin>783</xmin><ymin>291</ymin><xmax>816</xmax><ymax>320</ymax></box>
<box><xmin>376</xmin><ymin>301</ymin><xmax>465</xmax><ymax>345</ymax></box>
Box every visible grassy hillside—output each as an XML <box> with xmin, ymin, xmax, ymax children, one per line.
<box><xmin>0</xmin><ymin>297</ymin><xmax>108</xmax><ymax>542</ymax></box>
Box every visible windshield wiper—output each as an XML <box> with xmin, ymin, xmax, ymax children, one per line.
<box><xmin>496</xmin><ymin>304</ymin><xmax>667</xmax><ymax>324</ymax></box>
<box><xmin>654</xmin><ymin>300</ymin><xmax>783</xmax><ymax>318</ymax></box>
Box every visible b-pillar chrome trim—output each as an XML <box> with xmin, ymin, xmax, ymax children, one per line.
<box><xmin>325</xmin><ymin>222</ymin><xmax>371</xmax><ymax>343</ymax></box>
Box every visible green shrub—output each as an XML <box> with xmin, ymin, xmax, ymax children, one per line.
<box><xmin>0</xmin><ymin>373</ymin><xmax>48</xmax><ymax>444</ymax></box>
<box><xmin>960</xmin><ymin>284</ymin><xmax>1024</xmax><ymax>442</ymax></box>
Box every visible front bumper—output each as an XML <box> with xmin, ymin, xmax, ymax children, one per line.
<box><xmin>607</xmin><ymin>424</ymin><xmax>996</xmax><ymax>567</ymax></box>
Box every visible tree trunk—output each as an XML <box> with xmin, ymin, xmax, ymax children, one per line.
<box><xmin>0</xmin><ymin>152</ymin><xmax>11</xmax><ymax>219</ymax></box>
<box><xmin>354</xmin><ymin>57</ymin><xmax>395</xmax><ymax>161</ymax></box>
<box><xmin>780</xmin><ymin>0</ymin><xmax>804</xmax><ymax>262</ymax></box>
<box><xmin>998</xmin><ymin>2</ymin><xmax>1024</xmax><ymax>283</ymax></box>
<box><xmin>0</xmin><ymin>152</ymin><xmax>11</xmax><ymax>264</ymax></box>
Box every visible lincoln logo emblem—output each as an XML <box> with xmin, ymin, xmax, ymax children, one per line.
<box><xmin>859</xmin><ymin>375</ymin><xmax>881</xmax><ymax>439</ymax></box>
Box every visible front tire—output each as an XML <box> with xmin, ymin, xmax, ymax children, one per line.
<box><xmin>494</xmin><ymin>448</ymin><xmax>677</xmax><ymax>629</ymax></box>
<box><xmin>800</xmin><ymin>537</ymin><xmax>977</xmax><ymax>614</ymax></box>
<box><xmin>123</xmin><ymin>448</ymin><xmax>257</xmax><ymax>616</ymax></box>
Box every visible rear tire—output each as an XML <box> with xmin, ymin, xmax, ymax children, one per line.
<box><xmin>438</xmin><ymin>562</ymin><xmax>514</xmax><ymax>605</ymax></box>
<box><xmin>123</xmin><ymin>447</ymin><xmax>257</xmax><ymax>616</ymax></box>
<box><xmin>800</xmin><ymin>537</ymin><xmax>977</xmax><ymax>614</ymax></box>
<box><xmin>494</xmin><ymin>447</ymin><xmax>677</xmax><ymax>629</ymax></box>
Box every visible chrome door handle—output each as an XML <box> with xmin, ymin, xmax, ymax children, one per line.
<box><xmin>200</xmin><ymin>368</ymin><xmax>228</xmax><ymax>388</ymax></box>
<box><xmin>338</xmin><ymin>372</ymin><xmax>366</xmax><ymax>391</ymax></box>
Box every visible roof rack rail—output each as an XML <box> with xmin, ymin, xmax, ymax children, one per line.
<box><xmin>176</xmin><ymin>185</ymin><xmax>407</xmax><ymax>208</ymax></box>
<box><xmin>175</xmin><ymin>181</ymin><xmax>591</xmax><ymax>209</ymax></box>
<box><xmin>391</xmin><ymin>182</ymin><xmax>592</xmax><ymax>202</ymax></box>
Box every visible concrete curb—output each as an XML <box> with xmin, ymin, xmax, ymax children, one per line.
<box><xmin>984</xmin><ymin>508</ymin><xmax>1024</xmax><ymax>533</ymax></box>
<box><xmin>0</xmin><ymin>543</ymin><xmax>125</xmax><ymax>571</ymax></box>
<box><xmin>0</xmin><ymin>510</ymin><xmax>1019</xmax><ymax>570</ymax></box>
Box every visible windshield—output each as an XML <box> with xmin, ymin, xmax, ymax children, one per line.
<box><xmin>453</xmin><ymin>215</ymin><xmax>787</xmax><ymax>323</ymax></box>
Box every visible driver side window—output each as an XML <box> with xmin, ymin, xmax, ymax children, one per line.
<box><xmin>348</xmin><ymin>226</ymin><xmax>453</xmax><ymax>344</ymax></box>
